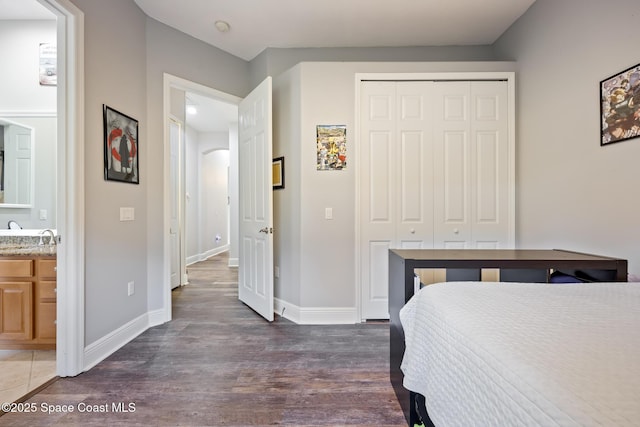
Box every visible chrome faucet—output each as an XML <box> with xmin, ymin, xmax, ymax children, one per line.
<box><xmin>39</xmin><ymin>229</ymin><xmax>57</xmax><ymax>246</ymax></box>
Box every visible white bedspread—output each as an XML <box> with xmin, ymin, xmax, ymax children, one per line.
<box><xmin>400</xmin><ymin>281</ymin><xmax>640</xmax><ymax>427</ymax></box>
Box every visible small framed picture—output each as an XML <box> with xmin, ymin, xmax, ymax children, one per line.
<box><xmin>600</xmin><ymin>62</ymin><xmax>640</xmax><ymax>145</ymax></box>
<box><xmin>272</xmin><ymin>156</ymin><xmax>284</xmax><ymax>190</ymax></box>
<box><xmin>316</xmin><ymin>125</ymin><xmax>346</xmax><ymax>170</ymax></box>
<box><xmin>103</xmin><ymin>105</ymin><xmax>139</xmax><ymax>184</ymax></box>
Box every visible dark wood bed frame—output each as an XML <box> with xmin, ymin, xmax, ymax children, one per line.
<box><xmin>388</xmin><ymin>249</ymin><xmax>628</xmax><ymax>426</ymax></box>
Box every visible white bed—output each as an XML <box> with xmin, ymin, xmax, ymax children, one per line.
<box><xmin>400</xmin><ymin>281</ymin><xmax>640</xmax><ymax>427</ymax></box>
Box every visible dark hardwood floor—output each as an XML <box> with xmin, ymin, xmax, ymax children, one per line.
<box><xmin>1</xmin><ymin>253</ymin><xmax>406</xmax><ymax>426</ymax></box>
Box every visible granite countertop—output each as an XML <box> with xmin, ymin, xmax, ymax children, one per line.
<box><xmin>0</xmin><ymin>235</ymin><xmax>57</xmax><ymax>256</ymax></box>
<box><xmin>0</xmin><ymin>244</ymin><xmax>57</xmax><ymax>256</ymax></box>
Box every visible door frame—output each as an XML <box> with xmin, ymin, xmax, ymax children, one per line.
<box><xmin>354</xmin><ymin>71</ymin><xmax>516</xmax><ymax>321</ymax></box>
<box><xmin>162</xmin><ymin>74</ymin><xmax>241</xmax><ymax>322</ymax></box>
<box><xmin>39</xmin><ymin>0</ymin><xmax>85</xmax><ymax>376</ymax></box>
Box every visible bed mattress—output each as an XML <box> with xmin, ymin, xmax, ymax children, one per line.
<box><xmin>399</xmin><ymin>281</ymin><xmax>640</xmax><ymax>427</ymax></box>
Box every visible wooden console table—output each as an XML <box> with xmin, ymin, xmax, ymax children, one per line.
<box><xmin>388</xmin><ymin>249</ymin><xmax>628</xmax><ymax>426</ymax></box>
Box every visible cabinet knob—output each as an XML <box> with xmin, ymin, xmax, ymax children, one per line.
<box><xmin>410</xmin><ymin>228</ymin><xmax>415</xmax><ymax>234</ymax></box>
<box><xmin>453</xmin><ymin>228</ymin><xmax>459</xmax><ymax>234</ymax></box>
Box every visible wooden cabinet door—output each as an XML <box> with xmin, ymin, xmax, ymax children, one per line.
<box><xmin>36</xmin><ymin>280</ymin><xmax>56</xmax><ymax>342</ymax></box>
<box><xmin>0</xmin><ymin>282</ymin><xmax>33</xmax><ymax>340</ymax></box>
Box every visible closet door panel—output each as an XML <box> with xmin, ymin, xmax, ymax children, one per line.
<box><xmin>396</xmin><ymin>82</ymin><xmax>434</xmax><ymax>248</ymax></box>
<box><xmin>471</xmin><ymin>81</ymin><xmax>510</xmax><ymax>247</ymax></box>
<box><xmin>360</xmin><ymin>82</ymin><xmax>396</xmax><ymax>319</ymax></box>
<box><xmin>433</xmin><ymin>82</ymin><xmax>472</xmax><ymax>248</ymax></box>
<box><xmin>369</xmin><ymin>131</ymin><xmax>393</xmax><ymax>223</ymax></box>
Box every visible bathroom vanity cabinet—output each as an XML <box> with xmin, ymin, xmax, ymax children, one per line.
<box><xmin>0</xmin><ymin>256</ymin><xmax>56</xmax><ymax>349</ymax></box>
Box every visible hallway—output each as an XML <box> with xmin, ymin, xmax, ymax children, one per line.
<box><xmin>0</xmin><ymin>253</ymin><xmax>406</xmax><ymax>426</ymax></box>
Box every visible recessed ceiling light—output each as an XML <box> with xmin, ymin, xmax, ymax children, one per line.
<box><xmin>215</xmin><ymin>20</ymin><xmax>231</xmax><ymax>33</ymax></box>
<box><xmin>186</xmin><ymin>105</ymin><xmax>197</xmax><ymax>115</ymax></box>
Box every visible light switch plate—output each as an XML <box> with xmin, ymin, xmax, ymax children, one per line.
<box><xmin>120</xmin><ymin>207</ymin><xmax>135</xmax><ymax>221</ymax></box>
<box><xmin>325</xmin><ymin>207</ymin><xmax>333</xmax><ymax>220</ymax></box>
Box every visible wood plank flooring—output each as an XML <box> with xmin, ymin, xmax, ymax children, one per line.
<box><xmin>0</xmin><ymin>253</ymin><xmax>406</xmax><ymax>426</ymax></box>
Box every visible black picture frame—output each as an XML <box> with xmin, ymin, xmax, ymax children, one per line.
<box><xmin>272</xmin><ymin>156</ymin><xmax>284</xmax><ymax>190</ymax></box>
<box><xmin>103</xmin><ymin>105</ymin><xmax>139</xmax><ymax>184</ymax></box>
<box><xmin>600</xmin><ymin>62</ymin><xmax>640</xmax><ymax>146</ymax></box>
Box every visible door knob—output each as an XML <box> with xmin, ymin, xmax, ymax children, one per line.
<box><xmin>259</xmin><ymin>227</ymin><xmax>273</xmax><ymax>234</ymax></box>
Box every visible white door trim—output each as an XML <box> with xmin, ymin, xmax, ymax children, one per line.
<box><xmin>354</xmin><ymin>71</ymin><xmax>516</xmax><ymax>321</ymax></box>
<box><xmin>40</xmin><ymin>0</ymin><xmax>86</xmax><ymax>376</ymax></box>
<box><xmin>162</xmin><ymin>74</ymin><xmax>242</xmax><ymax>322</ymax></box>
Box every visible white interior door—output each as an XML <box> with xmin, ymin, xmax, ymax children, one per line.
<box><xmin>238</xmin><ymin>76</ymin><xmax>274</xmax><ymax>321</ymax></box>
<box><xmin>4</xmin><ymin>124</ymin><xmax>32</xmax><ymax>205</ymax></box>
<box><xmin>169</xmin><ymin>118</ymin><xmax>181</xmax><ymax>289</ymax></box>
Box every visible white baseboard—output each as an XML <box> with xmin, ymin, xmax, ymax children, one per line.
<box><xmin>147</xmin><ymin>308</ymin><xmax>167</xmax><ymax>328</ymax></box>
<box><xmin>274</xmin><ymin>298</ymin><xmax>357</xmax><ymax>324</ymax></box>
<box><xmin>186</xmin><ymin>245</ymin><xmax>230</xmax><ymax>266</ymax></box>
<box><xmin>186</xmin><ymin>254</ymin><xmax>200</xmax><ymax>266</ymax></box>
<box><xmin>228</xmin><ymin>258</ymin><xmax>239</xmax><ymax>267</ymax></box>
<box><xmin>83</xmin><ymin>312</ymin><xmax>150</xmax><ymax>372</ymax></box>
<box><xmin>274</xmin><ymin>298</ymin><xmax>301</xmax><ymax>323</ymax></box>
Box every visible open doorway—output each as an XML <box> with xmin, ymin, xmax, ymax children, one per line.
<box><xmin>164</xmin><ymin>75</ymin><xmax>240</xmax><ymax>320</ymax></box>
<box><xmin>0</xmin><ymin>0</ymin><xmax>58</xmax><ymax>404</ymax></box>
<box><xmin>0</xmin><ymin>0</ymin><xmax>85</xmax><ymax>402</ymax></box>
<box><xmin>183</xmin><ymin>91</ymin><xmax>237</xmax><ymax>267</ymax></box>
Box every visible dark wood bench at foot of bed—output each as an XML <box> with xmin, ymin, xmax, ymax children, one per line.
<box><xmin>388</xmin><ymin>248</ymin><xmax>628</xmax><ymax>426</ymax></box>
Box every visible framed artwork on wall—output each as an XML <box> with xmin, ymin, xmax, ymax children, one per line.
<box><xmin>38</xmin><ymin>43</ymin><xmax>56</xmax><ymax>86</ymax></box>
<box><xmin>600</xmin><ymin>62</ymin><xmax>640</xmax><ymax>145</ymax></box>
<box><xmin>316</xmin><ymin>125</ymin><xmax>347</xmax><ymax>170</ymax></box>
<box><xmin>272</xmin><ymin>156</ymin><xmax>284</xmax><ymax>190</ymax></box>
<box><xmin>103</xmin><ymin>105</ymin><xmax>139</xmax><ymax>184</ymax></box>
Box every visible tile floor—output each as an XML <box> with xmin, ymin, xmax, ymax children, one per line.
<box><xmin>0</xmin><ymin>350</ymin><xmax>56</xmax><ymax>404</ymax></box>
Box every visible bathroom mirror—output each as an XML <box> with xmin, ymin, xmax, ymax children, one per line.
<box><xmin>0</xmin><ymin>118</ymin><xmax>34</xmax><ymax>208</ymax></box>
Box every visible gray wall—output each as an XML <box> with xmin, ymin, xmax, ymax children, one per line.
<box><xmin>72</xmin><ymin>0</ymin><xmax>251</xmax><ymax>344</ymax></box>
<box><xmin>494</xmin><ymin>0</ymin><xmax>640</xmax><ymax>277</ymax></box>
<box><xmin>71</xmin><ymin>0</ymin><xmax>149</xmax><ymax>344</ymax></box>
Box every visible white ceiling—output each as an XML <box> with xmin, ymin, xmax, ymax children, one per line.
<box><xmin>133</xmin><ymin>0</ymin><xmax>536</xmax><ymax>61</ymax></box>
<box><xmin>137</xmin><ymin>0</ymin><xmax>536</xmax><ymax>133</ymax></box>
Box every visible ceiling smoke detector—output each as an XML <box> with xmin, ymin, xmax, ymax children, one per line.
<box><xmin>214</xmin><ymin>20</ymin><xmax>231</xmax><ymax>33</ymax></box>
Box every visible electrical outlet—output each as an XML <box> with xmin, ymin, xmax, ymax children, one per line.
<box><xmin>127</xmin><ymin>281</ymin><xmax>135</xmax><ymax>296</ymax></box>
<box><xmin>274</xmin><ymin>266</ymin><xmax>280</xmax><ymax>278</ymax></box>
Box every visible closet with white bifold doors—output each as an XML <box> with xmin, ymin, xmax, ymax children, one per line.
<box><xmin>359</xmin><ymin>79</ymin><xmax>515</xmax><ymax>320</ymax></box>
